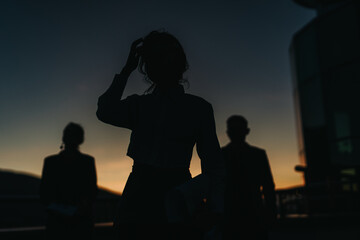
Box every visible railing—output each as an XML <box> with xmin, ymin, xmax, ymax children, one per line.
<box><xmin>0</xmin><ymin>195</ymin><xmax>120</xmax><ymax>229</ymax></box>
<box><xmin>275</xmin><ymin>180</ymin><xmax>360</xmax><ymax>218</ymax></box>
<box><xmin>275</xmin><ymin>186</ymin><xmax>307</xmax><ymax>218</ymax></box>
<box><xmin>0</xmin><ymin>222</ymin><xmax>114</xmax><ymax>239</ymax></box>
<box><xmin>0</xmin><ymin>222</ymin><xmax>113</xmax><ymax>233</ymax></box>
<box><xmin>1</xmin><ymin>183</ymin><xmax>360</xmax><ymax>237</ymax></box>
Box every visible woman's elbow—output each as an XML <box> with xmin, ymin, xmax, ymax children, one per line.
<box><xmin>96</xmin><ymin>108</ymin><xmax>109</xmax><ymax>123</ymax></box>
<box><xmin>96</xmin><ymin>108</ymin><xmax>124</xmax><ymax>127</ymax></box>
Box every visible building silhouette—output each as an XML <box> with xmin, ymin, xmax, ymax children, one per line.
<box><xmin>290</xmin><ymin>0</ymin><xmax>360</xmax><ymax>214</ymax></box>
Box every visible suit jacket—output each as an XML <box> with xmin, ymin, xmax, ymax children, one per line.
<box><xmin>40</xmin><ymin>149</ymin><xmax>97</xmax><ymax>216</ymax></box>
<box><xmin>222</xmin><ymin>142</ymin><xmax>276</xmax><ymax>224</ymax></box>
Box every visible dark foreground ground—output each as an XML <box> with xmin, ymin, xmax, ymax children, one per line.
<box><xmin>269</xmin><ymin>215</ymin><xmax>360</xmax><ymax>240</ymax></box>
<box><xmin>1</xmin><ymin>215</ymin><xmax>359</xmax><ymax>240</ymax></box>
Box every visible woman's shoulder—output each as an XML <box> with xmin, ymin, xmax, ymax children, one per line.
<box><xmin>183</xmin><ymin>93</ymin><xmax>212</xmax><ymax>108</ymax></box>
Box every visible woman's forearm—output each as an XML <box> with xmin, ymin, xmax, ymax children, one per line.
<box><xmin>96</xmin><ymin>67</ymin><xmax>138</xmax><ymax>128</ymax></box>
<box><xmin>100</xmin><ymin>68</ymin><xmax>131</xmax><ymax>100</ymax></box>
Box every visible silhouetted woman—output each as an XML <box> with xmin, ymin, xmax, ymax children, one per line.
<box><xmin>97</xmin><ymin>30</ymin><xmax>224</xmax><ymax>240</ymax></box>
<box><xmin>40</xmin><ymin>123</ymin><xmax>97</xmax><ymax>240</ymax></box>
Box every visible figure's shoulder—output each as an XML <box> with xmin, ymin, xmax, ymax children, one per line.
<box><xmin>247</xmin><ymin>144</ymin><xmax>268</xmax><ymax>160</ymax></box>
<box><xmin>184</xmin><ymin>93</ymin><xmax>210</xmax><ymax>103</ymax></box>
<box><xmin>78</xmin><ymin>152</ymin><xmax>95</xmax><ymax>162</ymax></box>
<box><xmin>44</xmin><ymin>154</ymin><xmax>62</xmax><ymax>165</ymax></box>
<box><xmin>246</xmin><ymin>143</ymin><xmax>266</xmax><ymax>153</ymax></box>
<box><xmin>221</xmin><ymin>144</ymin><xmax>238</xmax><ymax>160</ymax></box>
<box><xmin>183</xmin><ymin>93</ymin><xmax>213</xmax><ymax>109</ymax></box>
<box><xmin>221</xmin><ymin>143</ymin><xmax>232</xmax><ymax>152</ymax></box>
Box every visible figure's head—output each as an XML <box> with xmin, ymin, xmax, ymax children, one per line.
<box><xmin>138</xmin><ymin>30</ymin><xmax>188</xmax><ymax>87</ymax></box>
<box><xmin>62</xmin><ymin>122</ymin><xmax>84</xmax><ymax>149</ymax></box>
<box><xmin>226</xmin><ymin>115</ymin><xmax>250</xmax><ymax>143</ymax></box>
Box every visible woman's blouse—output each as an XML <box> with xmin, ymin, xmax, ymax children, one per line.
<box><xmin>97</xmin><ymin>74</ymin><xmax>225</xmax><ymax>213</ymax></box>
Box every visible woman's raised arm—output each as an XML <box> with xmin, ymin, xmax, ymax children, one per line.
<box><xmin>96</xmin><ymin>39</ymin><xmax>143</xmax><ymax>129</ymax></box>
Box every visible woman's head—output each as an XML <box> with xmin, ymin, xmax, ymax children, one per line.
<box><xmin>62</xmin><ymin>122</ymin><xmax>84</xmax><ymax>149</ymax></box>
<box><xmin>138</xmin><ymin>30</ymin><xmax>188</xmax><ymax>87</ymax></box>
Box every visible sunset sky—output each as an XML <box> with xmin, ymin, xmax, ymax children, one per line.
<box><xmin>0</xmin><ymin>0</ymin><xmax>315</xmax><ymax>193</ymax></box>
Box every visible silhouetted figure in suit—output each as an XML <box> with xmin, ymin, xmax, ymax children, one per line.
<box><xmin>96</xmin><ymin>30</ymin><xmax>225</xmax><ymax>240</ymax></box>
<box><xmin>222</xmin><ymin>115</ymin><xmax>276</xmax><ymax>240</ymax></box>
<box><xmin>40</xmin><ymin>122</ymin><xmax>97</xmax><ymax>240</ymax></box>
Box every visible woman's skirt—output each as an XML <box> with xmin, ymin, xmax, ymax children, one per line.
<box><xmin>114</xmin><ymin>163</ymin><xmax>193</xmax><ymax>240</ymax></box>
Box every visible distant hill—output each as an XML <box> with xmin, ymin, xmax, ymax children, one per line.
<box><xmin>0</xmin><ymin>169</ymin><xmax>120</xmax><ymax>197</ymax></box>
<box><xmin>0</xmin><ymin>169</ymin><xmax>120</xmax><ymax>228</ymax></box>
<box><xmin>0</xmin><ymin>170</ymin><xmax>41</xmax><ymax>196</ymax></box>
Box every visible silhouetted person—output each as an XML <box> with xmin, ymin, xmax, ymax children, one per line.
<box><xmin>96</xmin><ymin>30</ymin><xmax>225</xmax><ymax>240</ymax></box>
<box><xmin>40</xmin><ymin>122</ymin><xmax>97</xmax><ymax>240</ymax></box>
<box><xmin>222</xmin><ymin>115</ymin><xmax>276</xmax><ymax>240</ymax></box>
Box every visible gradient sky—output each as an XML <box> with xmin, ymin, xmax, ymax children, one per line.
<box><xmin>0</xmin><ymin>0</ymin><xmax>315</xmax><ymax>193</ymax></box>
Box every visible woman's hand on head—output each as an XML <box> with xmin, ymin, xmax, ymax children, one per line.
<box><xmin>123</xmin><ymin>38</ymin><xmax>143</xmax><ymax>74</ymax></box>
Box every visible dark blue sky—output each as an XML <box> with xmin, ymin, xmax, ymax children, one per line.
<box><xmin>0</xmin><ymin>0</ymin><xmax>315</xmax><ymax>192</ymax></box>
